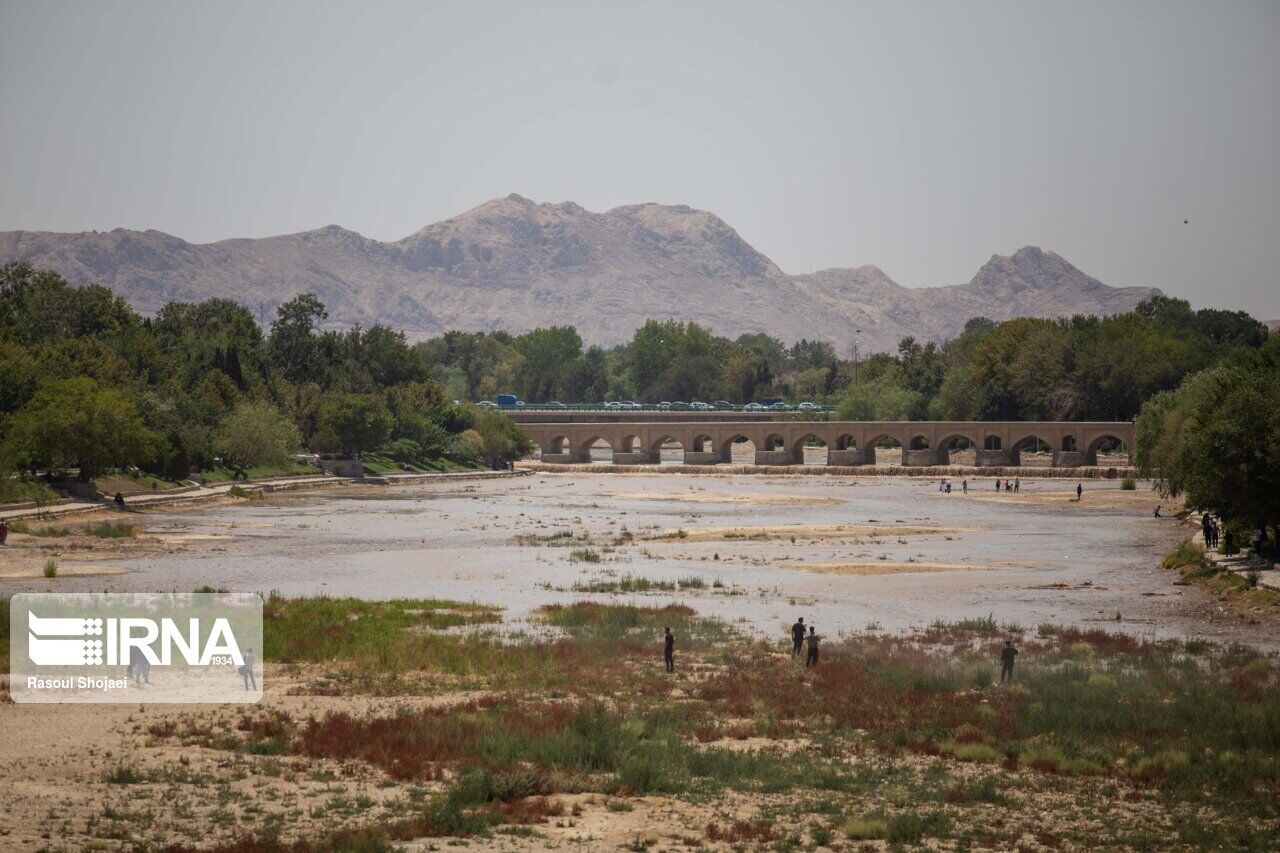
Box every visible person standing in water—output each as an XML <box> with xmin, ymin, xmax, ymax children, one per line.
<box><xmin>663</xmin><ymin>627</ymin><xmax>675</xmax><ymax>673</ymax></box>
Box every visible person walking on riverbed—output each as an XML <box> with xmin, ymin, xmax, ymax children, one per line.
<box><xmin>791</xmin><ymin>618</ymin><xmax>806</xmax><ymax>657</ymax></box>
<box><xmin>1076</xmin><ymin>483</ymin><xmax>1083</xmax><ymax>502</ymax></box>
<box><xmin>1000</xmin><ymin>640</ymin><xmax>1018</xmax><ymax>683</ymax></box>
<box><xmin>805</xmin><ymin>626</ymin><xmax>820</xmax><ymax>668</ymax></box>
<box><xmin>663</xmin><ymin>627</ymin><xmax>675</xmax><ymax>673</ymax></box>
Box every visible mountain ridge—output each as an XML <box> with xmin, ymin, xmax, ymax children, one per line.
<box><xmin>0</xmin><ymin>197</ymin><xmax>1161</xmax><ymax>352</ymax></box>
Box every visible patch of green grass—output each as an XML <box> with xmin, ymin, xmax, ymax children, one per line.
<box><xmin>841</xmin><ymin>816</ymin><xmax>887</xmax><ymax>840</ymax></box>
<box><xmin>199</xmin><ymin>462</ymin><xmax>319</xmax><ymax>484</ymax></box>
<box><xmin>84</xmin><ymin>521</ymin><xmax>139</xmax><ymax>538</ymax></box>
<box><xmin>43</xmin><ymin>558</ymin><xmax>58</xmax><ymax>578</ymax></box>
<box><xmin>264</xmin><ymin>596</ymin><xmax>503</xmax><ymax>674</ymax></box>
<box><xmin>0</xmin><ymin>476</ymin><xmax>60</xmax><ymax>506</ymax></box>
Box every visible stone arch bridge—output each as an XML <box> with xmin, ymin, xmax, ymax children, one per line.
<box><xmin>522</xmin><ymin>420</ymin><xmax>1133</xmax><ymax>468</ymax></box>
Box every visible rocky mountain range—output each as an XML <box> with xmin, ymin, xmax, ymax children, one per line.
<box><xmin>0</xmin><ymin>194</ymin><xmax>1160</xmax><ymax>352</ymax></box>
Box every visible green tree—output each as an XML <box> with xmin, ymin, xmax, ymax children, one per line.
<box><xmin>513</xmin><ymin>326</ymin><xmax>583</xmax><ymax>401</ymax></box>
<box><xmin>467</xmin><ymin>408</ymin><xmax>534</xmax><ymax>469</ymax></box>
<box><xmin>1</xmin><ymin>378</ymin><xmax>160</xmax><ymax>480</ymax></box>
<box><xmin>268</xmin><ymin>294</ymin><xmax>328</xmax><ymax>383</ymax></box>
<box><xmin>317</xmin><ymin>392</ymin><xmax>393</xmax><ymax>457</ymax></box>
<box><xmin>836</xmin><ymin>373</ymin><xmax>924</xmax><ymax>421</ymax></box>
<box><xmin>1135</xmin><ymin>351</ymin><xmax>1280</xmax><ymax>538</ymax></box>
<box><xmin>213</xmin><ymin>402</ymin><xmax>302</xmax><ymax>477</ymax></box>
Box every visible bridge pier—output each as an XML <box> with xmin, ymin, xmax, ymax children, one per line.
<box><xmin>901</xmin><ymin>448</ymin><xmax>948</xmax><ymax>467</ymax></box>
<box><xmin>613</xmin><ymin>451</ymin><xmax>658</xmax><ymax>464</ymax></box>
<box><xmin>754</xmin><ymin>450</ymin><xmax>791</xmax><ymax>466</ymax></box>
<box><xmin>827</xmin><ymin>449</ymin><xmax>870</xmax><ymax>466</ymax></box>
<box><xmin>682</xmin><ymin>451</ymin><xmax>722</xmax><ymax>465</ymax></box>
<box><xmin>975</xmin><ymin>449</ymin><xmax>1017</xmax><ymax>467</ymax></box>
<box><xmin>1052</xmin><ymin>451</ymin><xmax>1087</xmax><ymax>468</ymax></box>
<box><xmin>541</xmin><ymin>453</ymin><xmax>587</xmax><ymax>464</ymax></box>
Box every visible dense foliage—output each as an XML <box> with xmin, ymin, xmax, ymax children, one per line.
<box><xmin>0</xmin><ymin>261</ymin><xmax>1269</xmax><ymax>485</ymax></box>
<box><xmin>420</xmin><ymin>299</ymin><xmax>1269</xmax><ymax>423</ymax></box>
<box><xmin>0</xmin><ymin>263</ymin><xmax>530</xmax><ymax>480</ymax></box>
<box><xmin>1135</xmin><ymin>335</ymin><xmax>1280</xmax><ymax>541</ymax></box>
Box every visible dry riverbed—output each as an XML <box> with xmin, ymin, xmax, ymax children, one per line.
<box><xmin>2</xmin><ymin>472</ymin><xmax>1273</xmax><ymax>649</ymax></box>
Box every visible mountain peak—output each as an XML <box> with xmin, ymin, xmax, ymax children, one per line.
<box><xmin>1</xmin><ymin>198</ymin><xmax>1161</xmax><ymax>352</ymax></box>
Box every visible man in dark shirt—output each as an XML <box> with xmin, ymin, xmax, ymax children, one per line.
<box><xmin>791</xmin><ymin>618</ymin><xmax>805</xmax><ymax>657</ymax></box>
<box><xmin>663</xmin><ymin>627</ymin><xmax>674</xmax><ymax>673</ymax></box>
<box><xmin>1000</xmin><ymin>640</ymin><xmax>1018</xmax><ymax>683</ymax></box>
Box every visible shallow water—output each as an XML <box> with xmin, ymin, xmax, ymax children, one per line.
<box><xmin>9</xmin><ymin>474</ymin><xmax>1266</xmax><ymax>647</ymax></box>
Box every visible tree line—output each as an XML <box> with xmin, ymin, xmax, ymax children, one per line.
<box><xmin>0</xmin><ymin>260</ymin><xmax>1272</xmax><ymax>520</ymax></box>
<box><xmin>0</xmin><ymin>263</ymin><xmax>530</xmax><ymax>482</ymax></box>
<box><xmin>421</xmin><ymin>298</ymin><xmax>1269</xmax><ymax>424</ymax></box>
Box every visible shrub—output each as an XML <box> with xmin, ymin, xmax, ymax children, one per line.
<box><xmin>43</xmin><ymin>559</ymin><xmax>57</xmax><ymax>578</ymax></box>
<box><xmin>1129</xmin><ymin>749</ymin><xmax>1191</xmax><ymax>782</ymax></box>
<box><xmin>841</xmin><ymin>817</ymin><xmax>888</xmax><ymax>840</ymax></box>
<box><xmin>85</xmin><ymin>522</ymin><xmax>138</xmax><ymax>538</ymax></box>
<box><xmin>1120</xmin><ymin>476</ymin><xmax>1136</xmax><ymax>490</ymax></box>
<box><xmin>944</xmin><ymin>742</ymin><xmax>1000</xmax><ymax>762</ymax></box>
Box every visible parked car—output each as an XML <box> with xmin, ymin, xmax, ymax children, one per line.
<box><xmin>744</xmin><ymin>402</ymin><xmax>764</xmax><ymax>411</ymax></box>
<box><xmin>691</xmin><ymin>401</ymin><xmax>712</xmax><ymax>410</ymax></box>
<box><xmin>768</xmin><ymin>402</ymin><xmax>789</xmax><ymax>411</ymax></box>
<box><xmin>658</xmin><ymin>401</ymin><xmax>672</xmax><ymax>410</ymax></box>
<box><xmin>713</xmin><ymin>400</ymin><xmax>733</xmax><ymax>409</ymax></box>
<box><xmin>477</xmin><ymin>400</ymin><xmax>497</xmax><ymax>408</ymax></box>
<box><xmin>605</xmin><ymin>401</ymin><xmax>622</xmax><ymax>409</ymax></box>
<box><xmin>670</xmin><ymin>401</ymin><xmax>690</xmax><ymax>410</ymax></box>
<box><xmin>797</xmin><ymin>401</ymin><xmax>818</xmax><ymax>411</ymax></box>
<box><xmin>545</xmin><ymin>401</ymin><xmax>566</xmax><ymax>409</ymax></box>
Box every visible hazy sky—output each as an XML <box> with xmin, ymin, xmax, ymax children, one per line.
<box><xmin>2</xmin><ymin>0</ymin><xmax>1277</xmax><ymax>317</ymax></box>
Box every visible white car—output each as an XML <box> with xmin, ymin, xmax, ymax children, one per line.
<box><xmin>658</xmin><ymin>401</ymin><xmax>672</xmax><ymax>410</ymax></box>
<box><xmin>690</xmin><ymin>401</ymin><xmax>712</xmax><ymax>410</ymax></box>
<box><xmin>744</xmin><ymin>402</ymin><xmax>764</xmax><ymax>411</ymax></box>
<box><xmin>797</xmin><ymin>401</ymin><xmax>817</xmax><ymax>411</ymax></box>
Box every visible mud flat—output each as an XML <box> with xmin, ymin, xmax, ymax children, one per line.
<box><xmin>3</xmin><ymin>472</ymin><xmax>1273</xmax><ymax>650</ymax></box>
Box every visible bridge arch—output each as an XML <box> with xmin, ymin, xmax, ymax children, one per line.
<box><xmin>691</xmin><ymin>433</ymin><xmax>715</xmax><ymax>454</ymax></box>
<box><xmin>619</xmin><ymin>434</ymin><xmax>643</xmax><ymax>454</ymax></box>
<box><xmin>1010</xmin><ymin>433</ymin><xmax>1052</xmax><ymax>466</ymax></box>
<box><xmin>790</xmin><ymin>433</ymin><xmax>829</xmax><ymax>465</ymax></box>
<box><xmin>578</xmin><ymin>435</ymin><xmax>612</xmax><ymax>462</ymax></box>
<box><xmin>937</xmin><ymin>432</ymin><xmax>980</xmax><ymax>465</ymax></box>
<box><xmin>866</xmin><ymin>433</ymin><xmax>904</xmax><ymax>466</ymax></box>
<box><xmin>1085</xmin><ymin>433</ymin><xmax>1130</xmax><ymax>465</ymax></box>
<box><xmin>722</xmin><ymin>434</ymin><xmax>756</xmax><ymax>463</ymax></box>
<box><xmin>834</xmin><ymin>433</ymin><xmax>857</xmax><ymax>451</ymax></box>
<box><xmin>547</xmin><ymin>435</ymin><xmax>572</xmax><ymax>455</ymax></box>
<box><xmin>762</xmin><ymin>432</ymin><xmax>786</xmax><ymax>451</ymax></box>
<box><xmin>984</xmin><ymin>434</ymin><xmax>1002</xmax><ymax>450</ymax></box>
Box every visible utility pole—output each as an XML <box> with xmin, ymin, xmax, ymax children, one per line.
<box><xmin>851</xmin><ymin>329</ymin><xmax>863</xmax><ymax>385</ymax></box>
